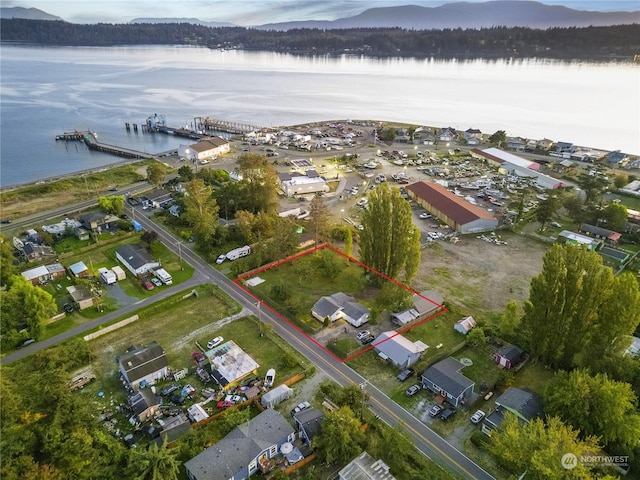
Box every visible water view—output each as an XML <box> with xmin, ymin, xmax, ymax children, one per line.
<box><xmin>1</xmin><ymin>45</ymin><xmax>638</xmax><ymax>187</ymax></box>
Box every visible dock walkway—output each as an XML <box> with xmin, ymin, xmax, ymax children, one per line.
<box><xmin>55</xmin><ymin>131</ymin><xmax>154</xmax><ymax>159</ymax></box>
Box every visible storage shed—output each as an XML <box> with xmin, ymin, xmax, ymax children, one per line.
<box><xmin>111</xmin><ymin>265</ymin><xmax>126</xmax><ymax>281</ymax></box>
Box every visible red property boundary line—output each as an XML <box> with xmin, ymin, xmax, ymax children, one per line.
<box><xmin>233</xmin><ymin>243</ymin><xmax>448</xmax><ymax>363</ymax></box>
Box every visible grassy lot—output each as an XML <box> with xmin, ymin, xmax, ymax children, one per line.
<box><xmin>82</xmin><ymin>285</ymin><xmax>306</xmax><ymax>401</ymax></box>
<box><xmin>0</xmin><ymin>161</ymin><xmax>157</xmax><ymax>219</ymax></box>
<box><xmin>249</xmin><ymin>249</ymin><xmax>369</xmax><ymax>333</ymax></box>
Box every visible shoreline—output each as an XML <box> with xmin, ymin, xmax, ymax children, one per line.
<box><xmin>1</xmin><ymin>117</ymin><xmax>637</xmax><ymax>194</ymax></box>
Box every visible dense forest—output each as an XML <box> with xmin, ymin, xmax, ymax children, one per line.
<box><xmin>1</xmin><ymin>18</ymin><xmax>639</xmax><ymax>59</ymax></box>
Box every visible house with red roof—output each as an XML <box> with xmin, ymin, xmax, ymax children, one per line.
<box><xmin>405</xmin><ymin>181</ymin><xmax>498</xmax><ymax>234</ymax></box>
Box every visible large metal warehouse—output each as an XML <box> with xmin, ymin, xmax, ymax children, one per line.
<box><xmin>405</xmin><ymin>181</ymin><xmax>498</xmax><ymax>234</ymax></box>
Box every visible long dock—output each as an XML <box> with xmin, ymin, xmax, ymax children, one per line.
<box><xmin>55</xmin><ymin>131</ymin><xmax>153</xmax><ymax>159</ymax></box>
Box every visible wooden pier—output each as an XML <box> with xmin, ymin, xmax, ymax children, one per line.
<box><xmin>55</xmin><ymin>131</ymin><xmax>152</xmax><ymax>159</ymax></box>
<box><xmin>195</xmin><ymin>116</ymin><xmax>264</xmax><ymax>134</ymax></box>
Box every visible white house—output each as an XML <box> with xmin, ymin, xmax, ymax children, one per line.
<box><xmin>178</xmin><ymin>137</ymin><xmax>230</xmax><ymax>161</ymax></box>
<box><xmin>372</xmin><ymin>331</ymin><xmax>428</xmax><ymax>369</ymax></box>
<box><xmin>278</xmin><ymin>172</ymin><xmax>329</xmax><ymax>197</ymax></box>
<box><xmin>311</xmin><ymin>292</ymin><xmax>370</xmax><ymax>327</ymax></box>
<box><xmin>118</xmin><ymin>341</ymin><xmax>169</xmax><ymax>390</ymax></box>
<box><xmin>115</xmin><ymin>244</ymin><xmax>160</xmax><ymax>277</ymax></box>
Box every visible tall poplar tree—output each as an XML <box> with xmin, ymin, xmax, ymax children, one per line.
<box><xmin>522</xmin><ymin>245</ymin><xmax>613</xmax><ymax>369</ymax></box>
<box><xmin>182</xmin><ymin>179</ymin><xmax>219</xmax><ymax>245</ymax></box>
<box><xmin>236</xmin><ymin>153</ymin><xmax>278</xmax><ymax>214</ymax></box>
<box><xmin>578</xmin><ymin>272</ymin><xmax>640</xmax><ymax>372</ymax></box>
<box><xmin>359</xmin><ymin>184</ymin><xmax>421</xmax><ymax>285</ymax></box>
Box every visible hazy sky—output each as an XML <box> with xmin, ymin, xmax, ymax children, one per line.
<box><xmin>5</xmin><ymin>0</ymin><xmax>639</xmax><ymax>25</ymax></box>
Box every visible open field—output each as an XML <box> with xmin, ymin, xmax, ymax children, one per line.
<box><xmin>0</xmin><ymin>161</ymin><xmax>155</xmax><ymax>219</ymax></box>
<box><xmin>82</xmin><ymin>285</ymin><xmax>308</xmax><ymax>402</ymax></box>
<box><xmin>412</xmin><ymin>232</ymin><xmax>546</xmax><ymax>314</ymax></box>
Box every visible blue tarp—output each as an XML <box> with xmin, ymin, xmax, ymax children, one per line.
<box><xmin>131</xmin><ymin>220</ymin><xmax>143</xmax><ymax>232</ymax></box>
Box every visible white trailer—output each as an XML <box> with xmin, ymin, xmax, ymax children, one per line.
<box><xmin>154</xmin><ymin>268</ymin><xmax>173</xmax><ymax>285</ymax></box>
<box><xmin>98</xmin><ymin>267</ymin><xmax>116</xmax><ymax>285</ymax></box>
<box><xmin>226</xmin><ymin>245</ymin><xmax>251</xmax><ymax>261</ymax></box>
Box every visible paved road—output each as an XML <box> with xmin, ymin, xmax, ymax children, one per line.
<box><xmin>3</xmin><ymin>204</ymin><xmax>494</xmax><ymax>480</ymax></box>
<box><xmin>129</xmin><ymin>209</ymin><xmax>494</xmax><ymax>479</ymax></box>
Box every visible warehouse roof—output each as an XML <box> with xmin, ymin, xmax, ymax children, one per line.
<box><xmin>405</xmin><ymin>181</ymin><xmax>496</xmax><ymax>226</ymax></box>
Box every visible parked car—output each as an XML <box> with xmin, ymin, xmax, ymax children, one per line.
<box><xmin>196</xmin><ymin>367</ymin><xmax>211</xmax><ymax>383</ymax></box>
<box><xmin>224</xmin><ymin>394</ymin><xmax>244</xmax><ymax>404</ymax></box>
<box><xmin>169</xmin><ymin>393</ymin><xmax>185</xmax><ymax>405</ymax></box>
<box><xmin>356</xmin><ymin>330</ymin><xmax>371</xmax><ymax>340</ymax></box>
<box><xmin>405</xmin><ymin>384</ymin><xmax>421</xmax><ymax>396</ymax></box>
<box><xmin>207</xmin><ymin>336</ymin><xmax>224</xmax><ymax>349</ymax></box>
<box><xmin>123</xmin><ymin>433</ymin><xmax>138</xmax><ymax>448</ymax></box>
<box><xmin>470</xmin><ymin>410</ymin><xmax>486</xmax><ymax>424</ymax></box>
<box><xmin>396</xmin><ymin>368</ymin><xmax>415</xmax><ymax>382</ymax></box>
<box><xmin>291</xmin><ymin>401</ymin><xmax>311</xmax><ymax>416</ymax></box>
<box><xmin>63</xmin><ymin>303</ymin><xmax>74</xmax><ymax>313</ymax></box>
<box><xmin>150</xmin><ymin>277</ymin><xmax>163</xmax><ymax>287</ymax></box>
<box><xmin>216</xmin><ymin>254</ymin><xmax>226</xmax><ymax>264</ymax></box>
<box><xmin>142</xmin><ymin>279</ymin><xmax>154</xmax><ymax>290</ymax></box>
<box><xmin>419</xmin><ymin>212</ymin><xmax>431</xmax><ymax>219</ymax></box>
<box><xmin>217</xmin><ymin>400</ymin><xmax>234</xmax><ymax>409</ymax></box>
<box><xmin>17</xmin><ymin>338</ymin><xmax>36</xmax><ymax>349</ymax></box>
<box><xmin>192</xmin><ymin>351</ymin><xmax>206</xmax><ymax>364</ymax></box>
<box><xmin>360</xmin><ymin>334</ymin><xmax>375</xmax><ymax>345</ymax></box>
<box><xmin>161</xmin><ymin>382</ymin><xmax>181</xmax><ymax>396</ymax></box>
<box><xmin>428</xmin><ymin>404</ymin><xmax>443</xmax><ymax>417</ymax></box>
<box><xmin>439</xmin><ymin>408</ymin><xmax>457</xmax><ymax>421</ymax></box>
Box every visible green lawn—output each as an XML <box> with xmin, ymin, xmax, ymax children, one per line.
<box><xmin>82</xmin><ymin>285</ymin><xmax>306</xmax><ymax>399</ymax></box>
<box><xmin>248</xmin><ymin>249</ymin><xmax>369</xmax><ymax>332</ymax></box>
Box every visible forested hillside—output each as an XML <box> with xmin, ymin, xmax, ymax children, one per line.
<box><xmin>2</xmin><ymin>19</ymin><xmax>639</xmax><ymax>59</ymax></box>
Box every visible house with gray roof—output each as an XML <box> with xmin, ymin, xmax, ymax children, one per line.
<box><xmin>184</xmin><ymin>408</ymin><xmax>295</xmax><ymax>480</ymax></box>
<box><xmin>421</xmin><ymin>357</ymin><xmax>475</xmax><ymax>407</ymax></box>
<box><xmin>311</xmin><ymin>292</ymin><xmax>370</xmax><ymax>327</ymax></box>
<box><xmin>79</xmin><ymin>212</ymin><xmax>120</xmax><ymax>233</ymax></box>
<box><xmin>293</xmin><ymin>407</ymin><xmax>324</xmax><ymax>445</ymax></box>
<box><xmin>391</xmin><ymin>290</ymin><xmax>443</xmax><ymax>326</ymax></box>
<box><xmin>372</xmin><ymin>331</ymin><xmax>428</xmax><ymax>369</ymax></box>
<box><xmin>579</xmin><ymin>223</ymin><xmax>621</xmax><ymax>243</ymax></box>
<box><xmin>494</xmin><ymin>344</ymin><xmax>524</xmax><ymax>370</ymax></box>
<box><xmin>482</xmin><ymin>387</ymin><xmax>543</xmax><ymax>436</ymax></box>
<box><xmin>115</xmin><ymin>244</ymin><xmax>159</xmax><ymax>277</ymax></box>
<box><xmin>338</xmin><ymin>451</ymin><xmax>396</xmax><ymax>480</ymax></box>
<box><xmin>118</xmin><ymin>341</ymin><xmax>169</xmax><ymax>390</ymax></box>
<box><xmin>127</xmin><ymin>388</ymin><xmax>161</xmax><ymax>422</ymax></box>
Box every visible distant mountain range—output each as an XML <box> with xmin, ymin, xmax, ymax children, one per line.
<box><xmin>260</xmin><ymin>1</ymin><xmax>640</xmax><ymax>30</ymax></box>
<box><xmin>2</xmin><ymin>1</ymin><xmax>639</xmax><ymax>30</ymax></box>
<box><xmin>0</xmin><ymin>7</ymin><xmax>61</xmax><ymax>21</ymax></box>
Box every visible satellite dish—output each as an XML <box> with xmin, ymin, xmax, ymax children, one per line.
<box><xmin>280</xmin><ymin>442</ymin><xmax>293</xmax><ymax>454</ymax></box>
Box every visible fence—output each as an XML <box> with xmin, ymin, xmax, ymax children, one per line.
<box><xmin>83</xmin><ymin>314</ymin><xmax>139</xmax><ymax>341</ymax></box>
<box><xmin>46</xmin><ymin>312</ymin><xmax>66</xmax><ymax>324</ymax></box>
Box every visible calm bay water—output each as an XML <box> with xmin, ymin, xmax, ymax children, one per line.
<box><xmin>1</xmin><ymin>45</ymin><xmax>638</xmax><ymax>188</ymax></box>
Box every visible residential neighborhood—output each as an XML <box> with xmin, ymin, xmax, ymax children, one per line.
<box><xmin>1</xmin><ymin>118</ymin><xmax>639</xmax><ymax>480</ymax></box>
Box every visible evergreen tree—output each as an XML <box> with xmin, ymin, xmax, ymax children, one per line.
<box><xmin>544</xmin><ymin>369</ymin><xmax>640</xmax><ymax>450</ymax></box>
<box><xmin>359</xmin><ymin>184</ymin><xmax>420</xmax><ymax>285</ymax></box>
<box><xmin>522</xmin><ymin>244</ymin><xmax>614</xmax><ymax>369</ymax></box>
<box><xmin>182</xmin><ymin>179</ymin><xmax>220</xmax><ymax>246</ymax></box>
